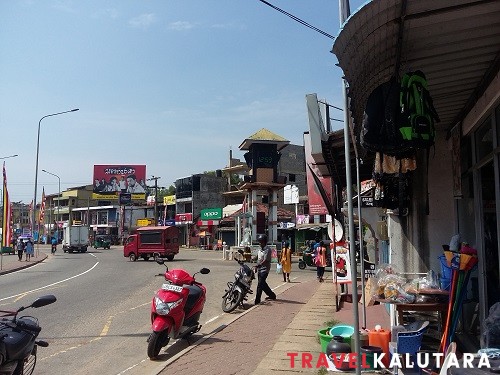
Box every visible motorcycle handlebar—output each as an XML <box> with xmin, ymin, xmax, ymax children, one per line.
<box><xmin>17</xmin><ymin>320</ymin><xmax>41</xmax><ymax>333</ymax></box>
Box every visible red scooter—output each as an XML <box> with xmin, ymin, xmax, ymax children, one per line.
<box><xmin>147</xmin><ymin>258</ymin><xmax>210</xmax><ymax>359</ymax></box>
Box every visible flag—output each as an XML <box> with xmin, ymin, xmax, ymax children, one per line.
<box><xmin>2</xmin><ymin>162</ymin><xmax>12</xmax><ymax>248</ymax></box>
<box><xmin>39</xmin><ymin>187</ymin><xmax>46</xmax><ymax>224</ymax></box>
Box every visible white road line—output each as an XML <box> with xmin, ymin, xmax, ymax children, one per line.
<box><xmin>0</xmin><ymin>259</ymin><xmax>100</xmax><ymax>302</ymax></box>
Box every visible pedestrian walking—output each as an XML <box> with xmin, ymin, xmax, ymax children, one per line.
<box><xmin>314</xmin><ymin>240</ymin><xmax>327</xmax><ymax>282</ymax></box>
<box><xmin>280</xmin><ymin>241</ymin><xmax>292</xmax><ymax>282</ymax></box>
<box><xmin>253</xmin><ymin>234</ymin><xmax>276</xmax><ymax>305</ymax></box>
<box><xmin>25</xmin><ymin>239</ymin><xmax>34</xmax><ymax>261</ymax></box>
<box><xmin>17</xmin><ymin>238</ymin><xmax>24</xmax><ymax>261</ymax></box>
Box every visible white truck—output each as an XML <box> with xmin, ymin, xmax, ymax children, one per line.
<box><xmin>62</xmin><ymin>225</ymin><xmax>89</xmax><ymax>253</ymax></box>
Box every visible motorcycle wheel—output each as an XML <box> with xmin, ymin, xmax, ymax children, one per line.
<box><xmin>221</xmin><ymin>288</ymin><xmax>243</xmax><ymax>313</ymax></box>
<box><xmin>13</xmin><ymin>352</ymin><xmax>36</xmax><ymax>375</ymax></box>
<box><xmin>147</xmin><ymin>331</ymin><xmax>170</xmax><ymax>359</ymax></box>
<box><xmin>298</xmin><ymin>261</ymin><xmax>306</xmax><ymax>270</ymax></box>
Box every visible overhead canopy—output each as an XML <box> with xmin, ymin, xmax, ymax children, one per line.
<box><xmin>330</xmin><ymin>0</ymin><xmax>500</xmax><ymax>165</ymax></box>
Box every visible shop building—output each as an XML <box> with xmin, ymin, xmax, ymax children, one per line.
<box><xmin>324</xmin><ymin>0</ymin><xmax>500</xmax><ymax>351</ymax></box>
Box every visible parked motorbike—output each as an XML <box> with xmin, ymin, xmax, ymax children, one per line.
<box><xmin>0</xmin><ymin>295</ymin><xmax>56</xmax><ymax>375</ymax></box>
<box><xmin>147</xmin><ymin>258</ymin><xmax>210</xmax><ymax>359</ymax></box>
<box><xmin>221</xmin><ymin>251</ymin><xmax>255</xmax><ymax>313</ymax></box>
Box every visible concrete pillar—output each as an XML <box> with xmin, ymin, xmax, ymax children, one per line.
<box><xmin>269</xmin><ymin>189</ymin><xmax>278</xmax><ymax>243</ymax></box>
<box><xmin>251</xmin><ymin>189</ymin><xmax>258</xmax><ymax>242</ymax></box>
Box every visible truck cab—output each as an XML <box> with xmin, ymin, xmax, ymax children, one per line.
<box><xmin>123</xmin><ymin>226</ymin><xmax>179</xmax><ymax>262</ymax></box>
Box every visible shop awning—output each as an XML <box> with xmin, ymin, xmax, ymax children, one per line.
<box><xmin>296</xmin><ymin>223</ymin><xmax>328</xmax><ymax>231</ymax></box>
<box><xmin>331</xmin><ymin>0</ymin><xmax>500</xmax><ymax>143</ymax></box>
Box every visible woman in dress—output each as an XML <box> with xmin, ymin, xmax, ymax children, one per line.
<box><xmin>280</xmin><ymin>241</ymin><xmax>292</xmax><ymax>282</ymax></box>
<box><xmin>25</xmin><ymin>239</ymin><xmax>34</xmax><ymax>261</ymax></box>
<box><xmin>315</xmin><ymin>241</ymin><xmax>327</xmax><ymax>282</ymax></box>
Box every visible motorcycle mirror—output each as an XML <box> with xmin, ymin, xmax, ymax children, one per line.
<box><xmin>237</xmin><ymin>249</ymin><xmax>244</xmax><ymax>255</ymax></box>
<box><xmin>156</xmin><ymin>258</ymin><xmax>165</xmax><ymax>265</ymax></box>
<box><xmin>31</xmin><ymin>295</ymin><xmax>57</xmax><ymax>308</ymax></box>
<box><xmin>234</xmin><ymin>252</ymin><xmax>244</xmax><ymax>261</ymax></box>
<box><xmin>199</xmin><ymin>268</ymin><xmax>210</xmax><ymax>275</ymax></box>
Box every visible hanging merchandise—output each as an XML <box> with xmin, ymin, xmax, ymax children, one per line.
<box><xmin>360</xmin><ymin>77</ymin><xmax>412</xmax><ymax>155</ymax></box>
<box><xmin>399</xmin><ymin>70</ymin><xmax>440</xmax><ymax>149</ymax></box>
<box><xmin>372</xmin><ymin>152</ymin><xmax>413</xmax><ymax>215</ymax></box>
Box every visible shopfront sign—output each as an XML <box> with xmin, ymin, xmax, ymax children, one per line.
<box><xmin>200</xmin><ymin>208</ymin><xmax>222</xmax><ymax>220</ymax></box>
<box><xmin>175</xmin><ymin>213</ymin><xmax>193</xmax><ymax>225</ymax></box>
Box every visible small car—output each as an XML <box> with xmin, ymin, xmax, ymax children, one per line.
<box><xmin>93</xmin><ymin>235</ymin><xmax>111</xmax><ymax>249</ymax></box>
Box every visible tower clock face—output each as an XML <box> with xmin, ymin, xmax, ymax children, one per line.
<box><xmin>257</xmin><ymin>152</ymin><xmax>274</xmax><ymax>167</ymax></box>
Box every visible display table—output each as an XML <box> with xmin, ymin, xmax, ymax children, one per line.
<box><xmin>376</xmin><ymin>299</ymin><xmax>448</xmax><ymax>327</ymax></box>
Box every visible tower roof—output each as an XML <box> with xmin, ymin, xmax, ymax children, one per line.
<box><xmin>239</xmin><ymin>128</ymin><xmax>290</xmax><ymax>151</ymax></box>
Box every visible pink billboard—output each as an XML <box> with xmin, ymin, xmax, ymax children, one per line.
<box><xmin>93</xmin><ymin>165</ymin><xmax>147</xmax><ymax>194</ymax></box>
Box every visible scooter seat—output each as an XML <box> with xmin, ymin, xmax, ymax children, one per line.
<box><xmin>184</xmin><ymin>285</ymin><xmax>203</xmax><ymax>312</ymax></box>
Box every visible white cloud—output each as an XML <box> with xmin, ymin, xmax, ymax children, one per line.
<box><xmin>168</xmin><ymin>21</ymin><xmax>196</xmax><ymax>31</ymax></box>
<box><xmin>129</xmin><ymin>13</ymin><xmax>156</xmax><ymax>29</ymax></box>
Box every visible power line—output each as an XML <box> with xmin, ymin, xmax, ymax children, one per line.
<box><xmin>257</xmin><ymin>0</ymin><xmax>335</xmax><ymax>40</ymax></box>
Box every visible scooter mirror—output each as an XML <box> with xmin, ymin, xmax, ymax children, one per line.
<box><xmin>199</xmin><ymin>268</ymin><xmax>210</xmax><ymax>275</ymax></box>
<box><xmin>156</xmin><ymin>258</ymin><xmax>165</xmax><ymax>265</ymax></box>
<box><xmin>31</xmin><ymin>295</ymin><xmax>57</xmax><ymax>308</ymax></box>
<box><xmin>234</xmin><ymin>252</ymin><xmax>244</xmax><ymax>262</ymax></box>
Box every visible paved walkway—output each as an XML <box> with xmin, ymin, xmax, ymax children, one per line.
<box><xmin>156</xmin><ymin>277</ymin><xmax>391</xmax><ymax>375</ymax></box>
<box><xmin>0</xmin><ymin>244</ymin><xmax>49</xmax><ymax>275</ymax></box>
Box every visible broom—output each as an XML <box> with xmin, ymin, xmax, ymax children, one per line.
<box><xmin>447</xmin><ymin>254</ymin><xmax>478</xmax><ymax>345</ymax></box>
<box><xmin>439</xmin><ymin>251</ymin><xmax>460</xmax><ymax>353</ymax></box>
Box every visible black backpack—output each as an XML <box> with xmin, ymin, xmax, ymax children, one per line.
<box><xmin>399</xmin><ymin>70</ymin><xmax>440</xmax><ymax>149</ymax></box>
<box><xmin>360</xmin><ymin>77</ymin><xmax>412</xmax><ymax>155</ymax></box>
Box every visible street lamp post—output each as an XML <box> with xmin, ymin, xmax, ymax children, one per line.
<box><xmin>32</xmin><ymin>109</ymin><xmax>78</xmax><ymax>240</ymax></box>
<box><xmin>41</xmin><ymin>169</ymin><xmax>60</xmax><ymax>241</ymax></box>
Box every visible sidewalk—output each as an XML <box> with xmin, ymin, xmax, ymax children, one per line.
<box><xmin>0</xmin><ymin>245</ymin><xmax>49</xmax><ymax>276</ymax></box>
<box><xmin>157</xmin><ymin>278</ymin><xmax>391</xmax><ymax>375</ymax></box>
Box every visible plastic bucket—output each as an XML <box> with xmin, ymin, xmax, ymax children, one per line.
<box><xmin>317</xmin><ymin>328</ymin><xmax>333</xmax><ymax>353</ymax></box>
<box><xmin>361</xmin><ymin>345</ymin><xmax>383</xmax><ymax>370</ymax></box>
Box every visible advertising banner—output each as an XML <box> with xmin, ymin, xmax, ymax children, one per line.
<box><xmin>175</xmin><ymin>213</ymin><xmax>193</xmax><ymax>224</ymax></box>
<box><xmin>303</xmin><ymin>133</ymin><xmax>332</xmax><ymax>215</ymax></box>
<box><xmin>333</xmin><ymin>242</ymin><xmax>351</xmax><ymax>284</ymax></box>
<box><xmin>163</xmin><ymin>195</ymin><xmax>176</xmax><ymax>205</ymax></box>
<box><xmin>92</xmin><ymin>165</ymin><xmax>147</xmax><ymax>200</ymax></box>
<box><xmin>200</xmin><ymin>208</ymin><xmax>222</xmax><ymax>220</ymax></box>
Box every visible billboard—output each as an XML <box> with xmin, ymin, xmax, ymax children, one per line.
<box><xmin>92</xmin><ymin>165</ymin><xmax>147</xmax><ymax>200</ymax></box>
<box><xmin>303</xmin><ymin>133</ymin><xmax>332</xmax><ymax>215</ymax></box>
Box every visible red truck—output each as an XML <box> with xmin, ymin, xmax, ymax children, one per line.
<box><xmin>124</xmin><ymin>226</ymin><xmax>180</xmax><ymax>262</ymax></box>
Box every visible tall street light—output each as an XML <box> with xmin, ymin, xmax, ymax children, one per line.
<box><xmin>41</xmin><ymin>169</ymin><xmax>60</xmax><ymax>239</ymax></box>
<box><xmin>0</xmin><ymin>154</ymin><xmax>19</xmax><ymax>160</ymax></box>
<box><xmin>32</xmin><ymin>109</ymin><xmax>79</xmax><ymax>239</ymax></box>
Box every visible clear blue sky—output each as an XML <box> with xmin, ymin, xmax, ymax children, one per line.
<box><xmin>1</xmin><ymin>0</ymin><xmax>365</xmax><ymax>203</ymax></box>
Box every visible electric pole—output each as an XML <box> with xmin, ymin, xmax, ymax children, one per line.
<box><xmin>147</xmin><ymin>176</ymin><xmax>161</xmax><ymax>225</ymax></box>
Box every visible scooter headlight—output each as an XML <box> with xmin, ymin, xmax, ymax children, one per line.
<box><xmin>154</xmin><ymin>297</ymin><xmax>183</xmax><ymax>315</ymax></box>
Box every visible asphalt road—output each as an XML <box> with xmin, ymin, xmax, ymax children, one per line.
<box><xmin>0</xmin><ymin>247</ymin><xmax>319</xmax><ymax>375</ymax></box>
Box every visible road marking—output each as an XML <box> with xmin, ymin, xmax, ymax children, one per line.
<box><xmin>0</xmin><ymin>260</ymin><xmax>100</xmax><ymax>302</ymax></box>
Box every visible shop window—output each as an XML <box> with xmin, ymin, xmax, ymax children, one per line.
<box><xmin>98</xmin><ymin>211</ymin><xmax>108</xmax><ymax>225</ymax></box>
<box><xmin>475</xmin><ymin>116</ymin><xmax>493</xmax><ymax>162</ymax></box>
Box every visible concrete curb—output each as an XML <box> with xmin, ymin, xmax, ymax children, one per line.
<box><xmin>0</xmin><ymin>253</ymin><xmax>48</xmax><ymax>276</ymax></box>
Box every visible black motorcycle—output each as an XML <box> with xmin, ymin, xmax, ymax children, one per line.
<box><xmin>222</xmin><ymin>252</ymin><xmax>255</xmax><ymax>313</ymax></box>
<box><xmin>0</xmin><ymin>295</ymin><xmax>56</xmax><ymax>375</ymax></box>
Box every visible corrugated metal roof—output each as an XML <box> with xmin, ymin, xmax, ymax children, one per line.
<box><xmin>239</xmin><ymin>128</ymin><xmax>290</xmax><ymax>150</ymax></box>
<box><xmin>332</xmin><ymin>0</ymin><xmax>500</xmax><ymax>140</ymax></box>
